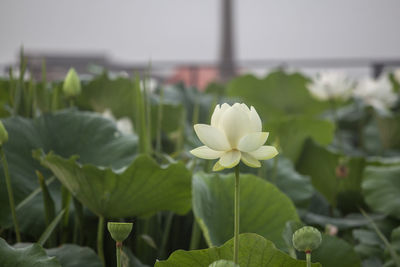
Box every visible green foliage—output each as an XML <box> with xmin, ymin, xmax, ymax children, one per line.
<box><xmin>0</xmin><ymin>238</ymin><xmax>60</xmax><ymax>267</ymax></box>
<box><xmin>265</xmin><ymin>116</ymin><xmax>335</xmax><ymax>162</ymax></box>
<box><xmin>297</xmin><ymin>140</ymin><xmax>366</xmax><ymax>212</ymax></box>
<box><xmin>375</xmin><ymin>114</ymin><xmax>400</xmax><ymax>150</ymax></box>
<box><xmin>77</xmin><ymin>73</ymin><xmax>184</xmax><ymax>136</ymax></box>
<box><xmin>46</xmin><ymin>244</ymin><xmax>102</xmax><ymax>267</ymax></box>
<box><xmin>362</xmin><ymin>165</ymin><xmax>400</xmax><ymax>219</ymax></box>
<box><xmin>227</xmin><ymin>71</ymin><xmax>329</xmax><ymax>119</ymax></box>
<box><xmin>0</xmin><ymin>110</ymin><xmax>137</xmax><ymax>234</ymax></box>
<box><xmin>304</xmin><ymin>234</ymin><xmax>361</xmax><ymax>267</ymax></box>
<box><xmin>37</xmin><ymin>153</ymin><xmax>192</xmax><ymax>218</ymax></box>
<box><xmin>192</xmin><ymin>172</ymin><xmax>299</xmax><ymax>249</ymax></box>
<box><xmin>263</xmin><ymin>156</ymin><xmax>314</xmax><ymax>208</ymax></box>
<box><xmin>155</xmin><ymin>233</ymin><xmax>321</xmax><ymax>267</ymax></box>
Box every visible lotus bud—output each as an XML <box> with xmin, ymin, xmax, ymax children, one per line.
<box><xmin>292</xmin><ymin>226</ymin><xmax>322</xmax><ymax>253</ymax></box>
<box><xmin>107</xmin><ymin>222</ymin><xmax>133</xmax><ymax>243</ymax></box>
<box><xmin>63</xmin><ymin>68</ymin><xmax>81</xmax><ymax>97</ymax></box>
<box><xmin>0</xmin><ymin>121</ymin><xmax>8</xmax><ymax>146</ymax></box>
<box><xmin>209</xmin><ymin>260</ymin><xmax>239</xmax><ymax>267</ymax></box>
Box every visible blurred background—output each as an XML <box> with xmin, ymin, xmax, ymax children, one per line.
<box><xmin>1</xmin><ymin>0</ymin><xmax>400</xmax><ymax>87</ymax></box>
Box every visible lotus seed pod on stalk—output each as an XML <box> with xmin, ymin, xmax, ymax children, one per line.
<box><xmin>63</xmin><ymin>68</ymin><xmax>81</xmax><ymax>97</ymax></box>
<box><xmin>292</xmin><ymin>226</ymin><xmax>322</xmax><ymax>252</ymax></box>
<box><xmin>0</xmin><ymin>121</ymin><xmax>8</xmax><ymax>146</ymax></box>
<box><xmin>107</xmin><ymin>222</ymin><xmax>133</xmax><ymax>242</ymax></box>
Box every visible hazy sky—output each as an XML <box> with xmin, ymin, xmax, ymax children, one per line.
<box><xmin>0</xmin><ymin>0</ymin><xmax>399</xmax><ymax>66</ymax></box>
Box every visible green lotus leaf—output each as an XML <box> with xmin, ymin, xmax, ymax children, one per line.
<box><xmin>362</xmin><ymin>165</ymin><xmax>400</xmax><ymax>219</ymax></box>
<box><xmin>155</xmin><ymin>233</ymin><xmax>320</xmax><ymax>267</ymax></box>
<box><xmin>298</xmin><ymin>234</ymin><xmax>361</xmax><ymax>267</ymax></box>
<box><xmin>227</xmin><ymin>71</ymin><xmax>329</xmax><ymax>120</ymax></box>
<box><xmin>0</xmin><ymin>110</ymin><xmax>137</xmax><ymax>234</ymax></box>
<box><xmin>77</xmin><ymin>73</ymin><xmax>184</xmax><ymax>136</ymax></box>
<box><xmin>46</xmin><ymin>244</ymin><xmax>102</xmax><ymax>267</ymax></box>
<box><xmin>265</xmin><ymin>116</ymin><xmax>334</xmax><ymax>162</ymax></box>
<box><xmin>297</xmin><ymin>139</ymin><xmax>366</xmax><ymax>212</ymax></box>
<box><xmin>37</xmin><ymin>152</ymin><xmax>192</xmax><ymax>218</ymax></box>
<box><xmin>264</xmin><ymin>156</ymin><xmax>314</xmax><ymax>208</ymax></box>
<box><xmin>192</xmin><ymin>172</ymin><xmax>299</xmax><ymax>249</ymax></box>
<box><xmin>0</xmin><ymin>238</ymin><xmax>60</xmax><ymax>267</ymax></box>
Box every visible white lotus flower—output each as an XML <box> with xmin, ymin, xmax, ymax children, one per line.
<box><xmin>190</xmin><ymin>103</ymin><xmax>278</xmax><ymax>171</ymax></box>
<box><xmin>353</xmin><ymin>76</ymin><xmax>397</xmax><ymax>111</ymax></box>
<box><xmin>307</xmin><ymin>71</ymin><xmax>354</xmax><ymax>101</ymax></box>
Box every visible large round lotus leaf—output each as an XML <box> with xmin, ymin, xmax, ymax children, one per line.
<box><xmin>362</xmin><ymin>165</ymin><xmax>400</xmax><ymax>219</ymax></box>
<box><xmin>0</xmin><ymin>110</ymin><xmax>137</xmax><ymax>233</ymax></box>
<box><xmin>227</xmin><ymin>71</ymin><xmax>329</xmax><ymax>120</ymax></box>
<box><xmin>265</xmin><ymin>116</ymin><xmax>334</xmax><ymax>163</ymax></box>
<box><xmin>263</xmin><ymin>156</ymin><xmax>314</xmax><ymax>208</ymax></box>
<box><xmin>155</xmin><ymin>233</ymin><xmax>320</xmax><ymax>267</ymax></box>
<box><xmin>0</xmin><ymin>238</ymin><xmax>60</xmax><ymax>267</ymax></box>
<box><xmin>192</xmin><ymin>172</ymin><xmax>299</xmax><ymax>249</ymax></box>
<box><xmin>296</xmin><ymin>139</ymin><xmax>366</xmax><ymax>212</ymax></box>
<box><xmin>37</xmin><ymin>153</ymin><xmax>192</xmax><ymax>218</ymax></box>
<box><xmin>46</xmin><ymin>244</ymin><xmax>102</xmax><ymax>267</ymax></box>
<box><xmin>299</xmin><ymin>234</ymin><xmax>361</xmax><ymax>267</ymax></box>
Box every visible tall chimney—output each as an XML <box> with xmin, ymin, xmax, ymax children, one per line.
<box><xmin>219</xmin><ymin>0</ymin><xmax>235</xmax><ymax>82</ymax></box>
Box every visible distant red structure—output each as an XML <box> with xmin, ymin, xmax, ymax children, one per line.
<box><xmin>166</xmin><ymin>66</ymin><xmax>219</xmax><ymax>90</ymax></box>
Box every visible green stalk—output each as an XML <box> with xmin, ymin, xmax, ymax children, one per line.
<box><xmin>13</xmin><ymin>47</ymin><xmax>26</xmax><ymax>116</ymax></box>
<box><xmin>61</xmin><ymin>186</ymin><xmax>71</xmax><ymax>243</ymax></box>
<box><xmin>116</xmin><ymin>242</ymin><xmax>122</xmax><ymax>267</ymax></box>
<box><xmin>189</xmin><ymin>219</ymin><xmax>201</xmax><ymax>250</ymax></box>
<box><xmin>192</xmin><ymin>96</ymin><xmax>200</xmax><ymax>125</ymax></box>
<box><xmin>73</xmin><ymin>197</ymin><xmax>84</xmax><ymax>245</ymax></box>
<box><xmin>159</xmin><ymin>212</ymin><xmax>174</xmax><ymax>259</ymax></box>
<box><xmin>306</xmin><ymin>252</ymin><xmax>311</xmax><ymax>267</ymax></box>
<box><xmin>143</xmin><ymin>72</ymin><xmax>152</xmax><ymax>154</ymax></box>
<box><xmin>97</xmin><ymin>216</ymin><xmax>105</xmax><ymax>267</ymax></box>
<box><xmin>329</xmin><ymin>99</ymin><xmax>344</xmax><ymax>153</ymax></box>
<box><xmin>134</xmin><ymin>75</ymin><xmax>150</xmax><ymax>154</ymax></box>
<box><xmin>0</xmin><ymin>147</ymin><xmax>21</xmax><ymax>242</ymax></box>
<box><xmin>360</xmin><ymin>209</ymin><xmax>400</xmax><ymax>267</ymax></box>
<box><xmin>36</xmin><ymin>171</ymin><xmax>56</xmax><ymax>246</ymax></box>
<box><xmin>31</xmin><ymin>80</ymin><xmax>37</xmax><ymax>118</ymax></box>
<box><xmin>156</xmin><ymin>87</ymin><xmax>164</xmax><ymax>154</ymax></box>
<box><xmin>234</xmin><ymin>165</ymin><xmax>240</xmax><ymax>264</ymax></box>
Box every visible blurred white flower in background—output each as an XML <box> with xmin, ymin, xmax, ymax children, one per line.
<box><xmin>140</xmin><ymin>78</ymin><xmax>158</xmax><ymax>93</ymax></box>
<box><xmin>102</xmin><ymin>109</ymin><xmax>133</xmax><ymax>135</ymax></box>
<box><xmin>307</xmin><ymin>71</ymin><xmax>354</xmax><ymax>101</ymax></box>
<box><xmin>353</xmin><ymin>76</ymin><xmax>397</xmax><ymax>112</ymax></box>
<box><xmin>190</xmin><ymin>103</ymin><xmax>278</xmax><ymax>171</ymax></box>
<box><xmin>394</xmin><ymin>69</ymin><xmax>400</xmax><ymax>84</ymax></box>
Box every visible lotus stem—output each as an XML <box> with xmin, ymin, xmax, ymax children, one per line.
<box><xmin>116</xmin><ymin>241</ymin><xmax>122</xmax><ymax>267</ymax></box>
<box><xmin>234</xmin><ymin>165</ymin><xmax>240</xmax><ymax>264</ymax></box>
<box><xmin>0</xmin><ymin>147</ymin><xmax>21</xmax><ymax>242</ymax></box>
<box><xmin>189</xmin><ymin>219</ymin><xmax>201</xmax><ymax>250</ymax></box>
<box><xmin>97</xmin><ymin>216</ymin><xmax>105</xmax><ymax>267</ymax></box>
<box><xmin>306</xmin><ymin>251</ymin><xmax>311</xmax><ymax>267</ymax></box>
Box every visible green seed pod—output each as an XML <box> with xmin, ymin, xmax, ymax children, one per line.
<box><xmin>292</xmin><ymin>226</ymin><xmax>322</xmax><ymax>252</ymax></box>
<box><xmin>107</xmin><ymin>222</ymin><xmax>133</xmax><ymax>242</ymax></box>
<box><xmin>0</xmin><ymin>121</ymin><xmax>8</xmax><ymax>146</ymax></box>
<box><xmin>63</xmin><ymin>68</ymin><xmax>81</xmax><ymax>97</ymax></box>
<box><xmin>209</xmin><ymin>260</ymin><xmax>239</xmax><ymax>267</ymax></box>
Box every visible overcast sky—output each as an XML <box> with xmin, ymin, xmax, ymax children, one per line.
<box><xmin>0</xmin><ymin>0</ymin><xmax>399</xmax><ymax>66</ymax></box>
